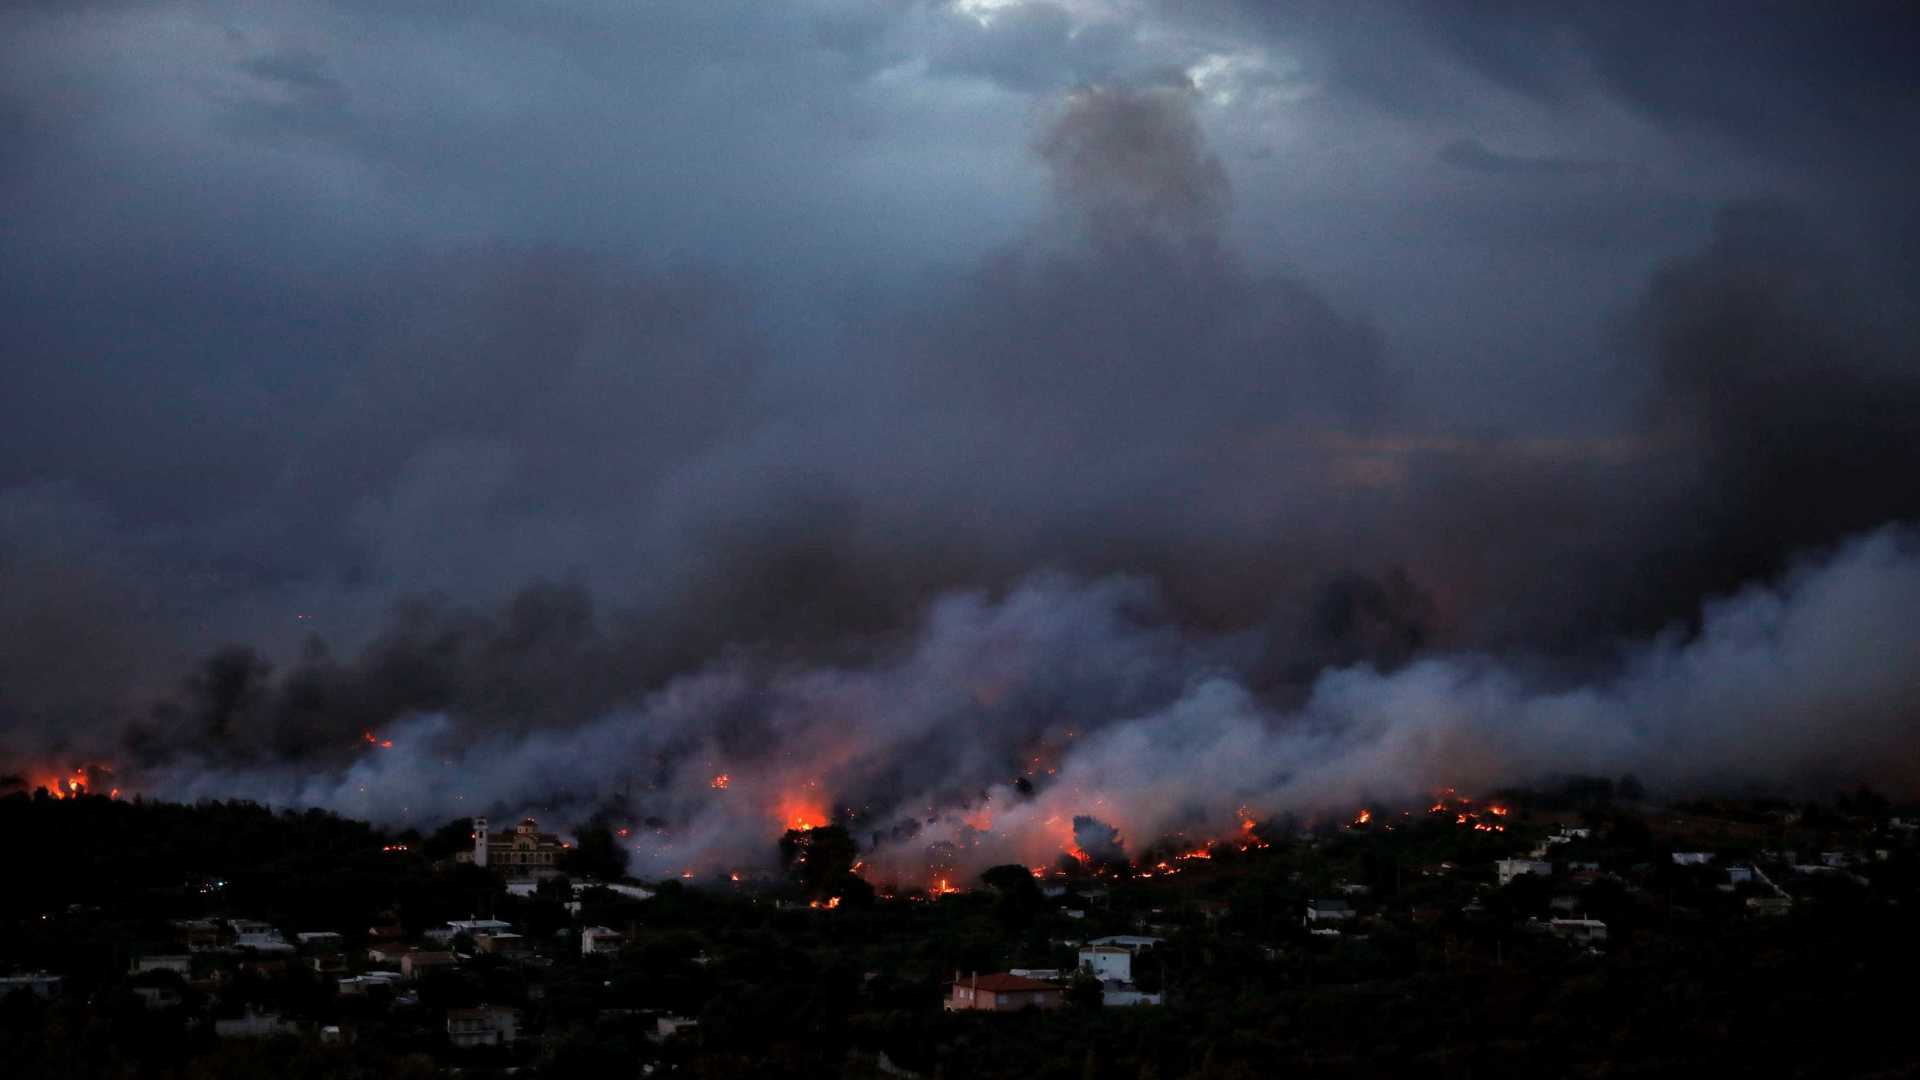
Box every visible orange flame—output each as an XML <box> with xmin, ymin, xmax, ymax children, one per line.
<box><xmin>710</xmin><ymin>774</ymin><xmax>730</xmax><ymax>790</ymax></box>
<box><xmin>776</xmin><ymin>790</ymin><xmax>830</xmax><ymax>832</ymax></box>
<box><xmin>1353</xmin><ymin>808</ymin><xmax>1372</xmax><ymax>826</ymax></box>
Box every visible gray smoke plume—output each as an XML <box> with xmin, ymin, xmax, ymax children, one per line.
<box><xmin>139</xmin><ymin>523</ymin><xmax>1920</xmax><ymax>882</ymax></box>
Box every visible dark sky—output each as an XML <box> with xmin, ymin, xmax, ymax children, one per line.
<box><xmin>4</xmin><ymin>2</ymin><xmax>1919</xmax><ymax>855</ymax></box>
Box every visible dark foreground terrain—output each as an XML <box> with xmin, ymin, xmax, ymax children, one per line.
<box><xmin>2</xmin><ymin>778</ymin><xmax>1917</xmax><ymax>1078</ymax></box>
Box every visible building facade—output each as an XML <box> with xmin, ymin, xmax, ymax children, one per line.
<box><xmin>460</xmin><ymin>817</ymin><xmax>566</xmax><ymax>875</ymax></box>
<box><xmin>946</xmin><ymin>972</ymin><xmax>1064</xmax><ymax>1012</ymax></box>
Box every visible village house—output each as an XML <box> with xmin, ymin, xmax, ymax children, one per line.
<box><xmin>171</xmin><ymin>919</ymin><xmax>223</xmax><ymax>951</ymax></box>
<box><xmin>131</xmin><ymin>954</ymin><xmax>192</xmax><ymax>976</ymax></box>
<box><xmin>581</xmin><ymin>926</ymin><xmax>626</xmax><ymax>956</ymax></box>
<box><xmin>130</xmin><ymin>982</ymin><xmax>184</xmax><ymax>1010</ymax></box>
<box><xmin>1305</xmin><ymin>898</ymin><xmax>1355</xmax><ymax>924</ymax></box>
<box><xmin>215</xmin><ymin>1011</ymin><xmax>301</xmax><ymax>1038</ymax></box>
<box><xmin>1088</xmin><ymin>934</ymin><xmax>1163</xmax><ymax>950</ymax></box>
<box><xmin>401</xmin><ymin>950</ymin><xmax>458</xmax><ymax>980</ymax></box>
<box><xmin>652</xmin><ymin>1015</ymin><xmax>700</xmax><ymax>1043</ymax></box>
<box><xmin>338</xmin><ymin>973</ymin><xmax>401</xmax><ymax>995</ymax></box>
<box><xmin>476</xmin><ymin>932</ymin><xmax>531</xmax><ymax>959</ymax></box>
<box><xmin>447</xmin><ymin>1006</ymin><xmax>518</xmax><ymax>1048</ymax></box>
<box><xmin>0</xmin><ymin>972</ymin><xmax>62</xmax><ymax>999</ymax></box>
<box><xmin>1549</xmin><ymin>917</ymin><xmax>1608</xmax><ymax>944</ymax></box>
<box><xmin>1671</xmin><ymin>852</ymin><xmax>1715</xmax><ymax>866</ymax></box>
<box><xmin>228</xmin><ymin>920</ymin><xmax>293</xmax><ymax>954</ymax></box>
<box><xmin>1498</xmin><ymin>858</ymin><xmax>1553</xmax><ymax>886</ymax></box>
<box><xmin>946</xmin><ymin>972</ymin><xmax>1065</xmax><ymax>1012</ymax></box>
<box><xmin>1079</xmin><ymin>945</ymin><xmax>1132</xmax><ymax>983</ymax></box>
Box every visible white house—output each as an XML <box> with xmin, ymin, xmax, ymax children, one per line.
<box><xmin>0</xmin><ymin>973</ymin><xmax>62</xmax><ymax>999</ymax></box>
<box><xmin>447</xmin><ymin>1006</ymin><xmax>518</xmax><ymax>1048</ymax></box>
<box><xmin>1087</xmin><ymin>935</ymin><xmax>1162</xmax><ymax>950</ymax></box>
<box><xmin>228</xmin><ymin>922</ymin><xmax>293</xmax><ymax>954</ymax></box>
<box><xmin>581</xmin><ymin>926</ymin><xmax>626</xmax><ymax>956</ymax></box>
<box><xmin>1078</xmin><ymin>945</ymin><xmax>1132</xmax><ymax>983</ymax></box>
<box><xmin>215</xmin><ymin>1011</ymin><xmax>300</xmax><ymax>1038</ymax></box>
<box><xmin>1548</xmin><ymin>918</ymin><xmax>1608</xmax><ymax>944</ymax></box>
<box><xmin>1305</xmin><ymin>898</ymin><xmax>1355</xmax><ymax>924</ymax></box>
<box><xmin>131</xmin><ymin>955</ymin><xmax>193</xmax><ymax>976</ymax></box>
<box><xmin>448</xmin><ymin>919</ymin><xmax>514</xmax><ymax>936</ymax></box>
<box><xmin>1497</xmin><ymin>859</ymin><xmax>1553</xmax><ymax>886</ymax></box>
<box><xmin>1008</xmin><ymin>968</ymin><xmax>1066</xmax><ymax>981</ymax></box>
<box><xmin>1671</xmin><ymin>852</ymin><xmax>1714</xmax><ymax>866</ymax></box>
<box><xmin>338</xmin><ymin>973</ymin><xmax>401</xmax><ymax>995</ymax></box>
<box><xmin>652</xmin><ymin>1015</ymin><xmax>700</xmax><ymax>1042</ymax></box>
<box><xmin>131</xmin><ymin>985</ymin><xmax>184</xmax><ymax>1009</ymax></box>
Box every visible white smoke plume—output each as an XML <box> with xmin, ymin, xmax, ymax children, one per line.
<box><xmin>143</xmin><ymin>523</ymin><xmax>1920</xmax><ymax>883</ymax></box>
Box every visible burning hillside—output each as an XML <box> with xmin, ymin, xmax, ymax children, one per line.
<box><xmin>72</xmin><ymin>525</ymin><xmax>1920</xmax><ymax>887</ymax></box>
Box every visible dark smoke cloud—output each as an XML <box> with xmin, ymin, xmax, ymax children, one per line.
<box><xmin>4</xmin><ymin>4</ymin><xmax>1920</xmax><ymax>875</ymax></box>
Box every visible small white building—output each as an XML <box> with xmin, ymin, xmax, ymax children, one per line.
<box><xmin>1548</xmin><ymin>917</ymin><xmax>1608</xmax><ymax>944</ymax></box>
<box><xmin>581</xmin><ymin>926</ymin><xmax>626</xmax><ymax>956</ymax></box>
<box><xmin>131</xmin><ymin>985</ymin><xmax>184</xmax><ymax>1009</ymax></box>
<box><xmin>401</xmin><ymin>951</ymin><xmax>458</xmax><ymax>980</ymax></box>
<box><xmin>131</xmin><ymin>955</ymin><xmax>193</xmax><ymax>976</ymax></box>
<box><xmin>337</xmin><ymin>973</ymin><xmax>401</xmax><ymax>996</ymax></box>
<box><xmin>1008</xmin><ymin>968</ymin><xmax>1065</xmax><ymax>981</ymax></box>
<box><xmin>652</xmin><ymin>1015</ymin><xmax>700</xmax><ymax>1042</ymax></box>
<box><xmin>1305</xmin><ymin>898</ymin><xmax>1355</xmax><ymax>923</ymax></box>
<box><xmin>215</xmin><ymin>1011</ymin><xmax>300</xmax><ymax>1038</ymax></box>
<box><xmin>0</xmin><ymin>973</ymin><xmax>62</xmax><ymax>999</ymax></box>
<box><xmin>1671</xmin><ymin>852</ymin><xmax>1714</xmax><ymax>866</ymax></box>
<box><xmin>1497</xmin><ymin>859</ymin><xmax>1553</xmax><ymax>886</ymax></box>
<box><xmin>1087</xmin><ymin>935</ymin><xmax>1163</xmax><ymax>950</ymax></box>
<box><xmin>447</xmin><ymin>1006</ymin><xmax>518</xmax><ymax>1048</ymax></box>
<box><xmin>1727</xmin><ymin>865</ymin><xmax>1756</xmax><ymax>884</ymax></box>
<box><xmin>447</xmin><ymin>919</ymin><xmax>514</xmax><ymax>936</ymax></box>
<box><xmin>1078</xmin><ymin>945</ymin><xmax>1132</xmax><ymax>983</ymax></box>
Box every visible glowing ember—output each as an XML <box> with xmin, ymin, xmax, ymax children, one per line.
<box><xmin>931</xmin><ymin>877</ymin><xmax>958</xmax><ymax>897</ymax></box>
<box><xmin>1353</xmin><ymin>808</ymin><xmax>1373</xmax><ymax>825</ymax></box>
<box><xmin>710</xmin><ymin>774</ymin><xmax>730</xmax><ymax>790</ymax></box>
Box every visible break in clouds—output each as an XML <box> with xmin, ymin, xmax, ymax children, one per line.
<box><xmin>4</xmin><ymin>3</ymin><xmax>1919</xmax><ymax>876</ymax></box>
